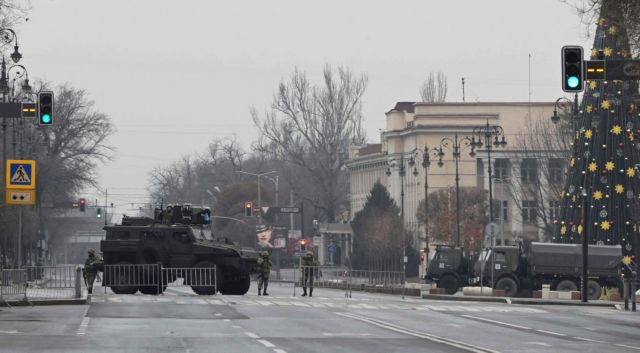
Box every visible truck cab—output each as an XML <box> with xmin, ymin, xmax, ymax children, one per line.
<box><xmin>474</xmin><ymin>246</ymin><xmax>527</xmax><ymax>296</ymax></box>
<box><xmin>426</xmin><ymin>246</ymin><xmax>473</xmax><ymax>294</ymax></box>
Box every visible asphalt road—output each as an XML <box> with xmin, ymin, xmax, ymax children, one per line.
<box><xmin>0</xmin><ymin>281</ymin><xmax>639</xmax><ymax>353</ymax></box>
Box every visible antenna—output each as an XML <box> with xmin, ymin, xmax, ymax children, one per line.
<box><xmin>461</xmin><ymin>77</ymin><xmax>466</xmax><ymax>103</ymax></box>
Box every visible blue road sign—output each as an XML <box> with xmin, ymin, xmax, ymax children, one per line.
<box><xmin>6</xmin><ymin>159</ymin><xmax>36</xmax><ymax>190</ymax></box>
<box><xmin>328</xmin><ymin>244</ymin><xmax>336</xmax><ymax>254</ymax></box>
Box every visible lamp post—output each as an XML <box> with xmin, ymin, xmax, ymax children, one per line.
<box><xmin>386</xmin><ymin>151</ymin><xmax>418</xmax><ymax>294</ymax></box>
<box><xmin>435</xmin><ymin>132</ymin><xmax>476</xmax><ymax>247</ymax></box>
<box><xmin>236</xmin><ymin>170</ymin><xmax>277</xmax><ymax>225</ymax></box>
<box><xmin>470</xmin><ymin>121</ymin><xmax>507</xmax><ymax>222</ymax></box>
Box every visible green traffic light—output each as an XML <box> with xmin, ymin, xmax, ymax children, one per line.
<box><xmin>41</xmin><ymin>114</ymin><xmax>51</xmax><ymax>124</ymax></box>
<box><xmin>567</xmin><ymin>76</ymin><xmax>580</xmax><ymax>89</ymax></box>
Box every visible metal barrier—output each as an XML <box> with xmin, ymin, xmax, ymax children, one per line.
<box><xmin>25</xmin><ymin>266</ymin><xmax>79</xmax><ymax>299</ymax></box>
<box><xmin>103</xmin><ymin>264</ymin><xmax>217</xmax><ymax>295</ymax></box>
<box><xmin>0</xmin><ymin>269</ymin><xmax>28</xmax><ymax>304</ymax></box>
<box><xmin>292</xmin><ymin>266</ymin><xmax>404</xmax><ymax>298</ymax></box>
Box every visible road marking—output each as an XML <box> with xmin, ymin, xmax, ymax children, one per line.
<box><xmin>573</xmin><ymin>337</ymin><xmax>606</xmax><ymax>343</ymax></box>
<box><xmin>616</xmin><ymin>344</ymin><xmax>640</xmax><ymax>351</ymax></box>
<box><xmin>525</xmin><ymin>342</ymin><xmax>550</xmax><ymax>347</ymax></box>
<box><xmin>447</xmin><ymin>324</ymin><xmax>463</xmax><ymax>328</ymax></box>
<box><xmin>535</xmin><ymin>329</ymin><xmax>566</xmax><ymax>337</ymax></box>
<box><xmin>461</xmin><ymin>315</ymin><xmax>531</xmax><ymax>330</ymax></box>
<box><xmin>273</xmin><ymin>349</ymin><xmax>287</xmax><ymax>353</ymax></box>
<box><xmin>76</xmin><ymin>317</ymin><xmax>90</xmax><ymax>336</ymax></box>
<box><xmin>232</xmin><ymin>325</ymin><xmax>241</xmax><ymax>329</ymax></box>
<box><xmin>214</xmin><ymin>313</ymin><xmax>222</xmax><ymax>317</ymax></box>
<box><xmin>337</xmin><ymin>312</ymin><xmax>500</xmax><ymax>353</ymax></box>
<box><xmin>244</xmin><ymin>332</ymin><xmax>260</xmax><ymax>339</ymax></box>
<box><xmin>223</xmin><ymin>319</ymin><xmax>230</xmax><ymax>322</ymax></box>
<box><xmin>323</xmin><ymin>332</ymin><xmax>373</xmax><ymax>337</ymax></box>
<box><xmin>0</xmin><ymin>330</ymin><xmax>19</xmax><ymax>334</ymax></box>
<box><xmin>258</xmin><ymin>340</ymin><xmax>275</xmax><ymax>348</ymax></box>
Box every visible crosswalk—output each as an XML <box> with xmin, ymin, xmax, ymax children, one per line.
<box><xmin>90</xmin><ymin>294</ymin><xmax>546</xmax><ymax>313</ymax></box>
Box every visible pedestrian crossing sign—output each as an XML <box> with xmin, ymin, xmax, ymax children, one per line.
<box><xmin>6</xmin><ymin>159</ymin><xmax>36</xmax><ymax>189</ymax></box>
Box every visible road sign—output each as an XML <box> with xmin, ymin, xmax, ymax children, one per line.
<box><xmin>267</xmin><ymin>206</ymin><xmax>301</xmax><ymax>214</ymax></box>
<box><xmin>21</xmin><ymin>103</ymin><xmax>37</xmax><ymax>118</ymax></box>
<box><xmin>585</xmin><ymin>60</ymin><xmax>605</xmax><ymax>80</ymax></box>
<box><xmin>6</xmin><ymin>189</ymin><xmax>35</xmax><ymax>205</ymax></box>
<box><xmin>6</xmin><ymin>159</ymin><xmax>36</xmax><ymax>190</ymax></box>
<box><xmin>605</xmin><ymin>60</ymin><xmax>640</xmax><ymax>80</ymax></box>
<box><xmin>0</xmin><ymin>102</ymin><xmax>22</xmax><ymax>117</ymax></box>
<box><xmin>327</xmin><ymin>244</ymin><xmax>336</xmax><ymax>254</ymax></box>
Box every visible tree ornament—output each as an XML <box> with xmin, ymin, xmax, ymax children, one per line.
<box><xmin>601</xmin><ymin>100</ymin><xmax>611</xmax><ymax>110</ymax></box>
<box><xmin>605</xmin><ymin>161</ymin><xmax>615</xmax><ymax>171</ymax></box>
<box><xmin>612</xmin><ymin>125</ymin><xmax>622</xmax><ymax>135</ymax></box>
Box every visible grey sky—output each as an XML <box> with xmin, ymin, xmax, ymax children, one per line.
<box><xmin>18</xmin><ymin>0</ymin><xmax>591</xmax><ymax>211</ymax></box>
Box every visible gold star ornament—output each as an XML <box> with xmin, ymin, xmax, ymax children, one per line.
<box><xmin>601</xmin><ymin>100</ymin><xmax>611</xmax><ymax>110</ymax></box>
<box><xmin>627</xmin><ymin>167</ymin><xmax>636</xmax><ymax>177</ymax></box>
<box><xmin>612</xmin><ymin>125</ymin><xmax>622</xmax><ymax>135</ymax></box>
<box><xmin>577</xmin><ymin>224</ymin><xmax>583</xmax><ymax>235</ymax></box>
<box><xmin>570</xmin><ymin>158</ymin><xmax>576</xmax><ymax>167</ymax></box>
<box><xmin>623</xmin><ymin>255</ymin><xmax>632</xmax><ymax>265</ymax></box>
<box><xmin>609</xmin><ymin>26</ymin><xmax>618</xmax><ymax>35</ymax></box>
<box><xmin>586</xmin><ymin>105</ymin><xmax>593</xmax><ymax>113</ymax></box>
<box><xmin>615</xmin><ymin>184</ymin><xmax>625</xmax><ymax>194</ymax></box>
<box><xmin>591</xmin><ymin>48</ymin><xmax>598</xmax><ymax>57</ymax></box>
<box><xmin>589</xmin><ymin>81</ymin><xmax>597</xmax><ymax>90</ymax></box>
<box><xmin>560</xmin><ymin>225</ymin><xmax>567</xmax><ymax>235</ymax></box>
<box><xmin>603</xmin><ymin>47</ymin><xmax>613</xmax><ymax>57</ymax></box>
<box><xmin>593</xmin><ymin>190</ymin><xmax>603</xmax><ymax>200</ymax></box>
<box><xmin>601</xmin><ymin>220</ymin><xmax>611</xmax><ymax>231</ymax></box>
<box><xmin>585</xmin><ymin>129</ymin><xmax>593</xmax><ymax>139</ymax></box>
<box><xmin>588</xmin><ymin>162</ymin><xmax>598</xmax><ymax>172</ymax></box>
<box><xmin>605</xmin><ymin>161</ymin><xmax>615</xmax><ymax>171</ymax></box>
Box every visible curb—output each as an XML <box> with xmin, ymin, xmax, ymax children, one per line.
<box><xmin>421</xmin><ymin>294</ymin><xmax>617</xmax><ymax>307</ymax></box>
<box><xmin>0</xmin><ymin>297</ymin><xmax>87</xmax><ymax>307</ymax></box>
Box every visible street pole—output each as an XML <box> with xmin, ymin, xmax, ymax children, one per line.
<box><xmin>422</xmin><ymin>146</ymin><xmax>431</xmax><ymax>277</ymax></box>
<box><xmin>400</xmin><ymin>154</ymin><xmax>406</xmax><ymax>289</ymax></box>
<box><xmin>581</xmin><ymin>190</ymin><xmax>588</xmax><ymax>303</ymax></box>
<box><xmin>454</xmin><ymin>136</ymin><xmax>461</xmax><ymax>247</ymax></box>
<box><xmin>471</xmin><ymin>121</ymin><xmax>507</xmax><ymax>224</ymax></box>
<box><xmin>17</xmin><ymin>206</ymin><xmax>22</xmax><ymax>267</ymax></box>
<box><xmin>257</xmin><ymin>176</ymin><xmax>262</xmax><ymax>225</ymax></box>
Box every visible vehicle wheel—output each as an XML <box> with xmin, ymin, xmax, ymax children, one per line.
<box><xmin>495</xmin><ymin>277</ymin><xmax>518</xmax><ymax>297</ymax></box>
<box><xmin>109</xmin><ymin>261</ymin><xmax>139</xmax><ymax>295</ymax></box>
<box><xmin>555</xmin><ymin>279</ymin><xmax>578</xmax><ymax>292</ymax></box>
<box><xmin>220</xmin><ymin>276</ymin><xmax>251</xmax><ymax>295</ymax></box>
<box><xmin>437</xmin><ymin>274</ymin><xmax>459</xmax><ymax>295</ymax></box>
<box><xmin>190</xmin><ymin>261</ymin><xmax>218</xmax><ymax>295</ymax></box>
<box><xmin>587</xmin><ymin>280</ymin><xmax>602</xmax><ymax>300</ymax></box>
<box><xmin>138</xmin><ymin>264</ymin><xmax>164</xmax><ymax>295</ymax></box>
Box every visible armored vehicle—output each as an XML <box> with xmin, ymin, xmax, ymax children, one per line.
<box><xmin>100</xmin><ymin>204</ymin><xmax>260</xmax><ymax>295</ymax></box>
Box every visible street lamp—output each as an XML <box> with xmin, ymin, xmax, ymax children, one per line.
<box><xmin>236</xmin><ymin>170</ymin><xmax>277</xmax><ymax>225</ymax></box>
<box><xmin>550</xmin><ymin>94</ymin><xmax>579</xmax><ymax>125</ymax></box>
<box><xmin>386</xmin><ymin>151</ymin><xmax>418</xmax><ymax>293</ymax></box>
<box><xmin>470</xmin><ymin>121</ymin><xmax>507</xmax><ymax>223</ymax></box>
<box><xmin>435</xmin><ymin>132</ymin><xmax>476</xmax><ymax>247</ymax></box>
<box><xmin>420</xmin><ymin>146</ymin><xmax>441</xmax><ymax>265</ymax></box>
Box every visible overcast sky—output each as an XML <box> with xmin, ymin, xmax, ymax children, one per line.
<box><xmin>17</xmin><ymin>0</ymin><xmax>592</xmax><ymax>212</ymax></box>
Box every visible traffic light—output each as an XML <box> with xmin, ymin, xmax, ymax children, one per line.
<box><xmin>96</xmin><ymin>207</ymin><xmax>102</xmax><ymax>218</ymax></box>
<box><xmin>300</xmin><ymin>239</ymin><xmax>306</xmax><ymax>252</ymax></box>
<box><xmin>37</xmin><ymin>91</ymin><xmax>54</xmax><ymax>125</ymax></box>
<box><xmin>245</xmin><ymin>201</ymin><xmax>253</xmax><ymax>217</ymax></box>
<box><xmin>79</xmin><ymin>198</ymin><xmax>86</xmax><ymax>212</ymax></box>
<box><xmin>562</xmin><ymin>46</ymin><xmax>584</xmax><ymax>92</ymax></box>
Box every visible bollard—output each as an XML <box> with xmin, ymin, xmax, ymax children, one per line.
<box><xmin>75</xmin><ymin>267</ymin><xmax>82</xmax><ymax>298</ymax></box>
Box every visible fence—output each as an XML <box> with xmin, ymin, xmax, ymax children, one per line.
<box><xmin>102</xmin><ymin>264</ymin><xmax>217</xmax><ymax>295</ymax></box>
<box><xmin>292</xmin><ymin>266</ymin><xmax>404</xmax><ymax>297</ymax></box>
<box><xmin>1</xmin><ymin>266</ymin><xmax>84</xmax><ymax>305</ymax></box>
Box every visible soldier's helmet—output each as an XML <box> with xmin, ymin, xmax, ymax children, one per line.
<box><xmin>261</xmin><ymin>251</ymin><xmax>269</xmax><ymax>257</ymax></box>
<box><xmin>88</xmin><ymin>249</ymin><xmax>95</xmax><ymax>255</ymax></box>
<box><xmin>306</xmin><ymin>251</ymin><xmax>313</xmax><ymax>257</ymax></box>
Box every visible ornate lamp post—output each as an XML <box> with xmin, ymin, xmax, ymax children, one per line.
<box><xmin>435</xmin><ymin>132</ymin><xmax>476</xmax><ymax>247</ymax></box>
<box><xmin>470</xmin><ymin>121</ymin><xmax>507</xmax><ymax>222</ymax></box>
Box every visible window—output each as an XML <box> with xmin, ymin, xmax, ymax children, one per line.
<box><xmin>492</xmin><ymin>200</ymin><xmax>509</xmax><ymax>222</ymax></box>
<box><xmin>522</xmin><ymin>200</ymin><xmax>537</xmax><ymax>223</ymax></box>
<box><xmin>520</xmin><ymin>159</ymin><xmax>538</xmax><ymax>184</ymax></box>
<box><xmin>495</xmin><ymin>251</ymin><xmax>507</xmax><ymax>263</ymax></box>
<box><xmin>549</xmin><ymin>201</ymin><xmax>561</xmax><ymax>221</ymax></box>
<box><xmin>476</xmin><ymin>158</ymin><xmax>484</xmax><ymax>176</ymax></box>
<box><xmin>493</xmin><ymin>159</ymin><xmax>509</xmax><ymax>181</ymax></box>
<box><xmin>548</xmin><ymin>159</ymin><xmax>564</xmax><ymax>184</ymax></box>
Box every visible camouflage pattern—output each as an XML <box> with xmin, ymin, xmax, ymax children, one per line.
<box><xmin>257</xmin><ymin>251</ymin><xmax>272</xmax><ymax>295</ymax></box>
<box><xmin>84</xmin><ymin>250</ymin><xmax>103</xmax><ymax>294</ymax></box>
<box><xmin>301</xmin><ymin>252</ymin><xmax>317</xmax><ymax>296</ymax></box>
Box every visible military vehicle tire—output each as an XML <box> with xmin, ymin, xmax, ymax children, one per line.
<box><xmin>495</xmin><ymin>277</ymin><xmax>518</xmax><ymax>297</ymax></box>
<box><xmin>191</xmin><ymin>261</ymin><xmax>218</xmax><ymax>295</ymax></box>
<box><xmin>587</xmin><ymin>280</ymin><xmax>602</xmax><ymax>300</ymax></box>
<box><xmin>219</xmin><ymin>276</ymin><xmax>251</xmax><ymax>295</ymax></box>
<box><xmin>110</xmin><ymin>261</ymin><xmax>139</xmax><ymax>295</ymax></box>
<box><xmin>555</xmin><ymin>279</ymin><xmax>578</xmax><ymax>292</ymax></box>
<box><xmin>437</xmin><ymin>274</ymin><xmax>459</xmax><ymax>295</ymax></box>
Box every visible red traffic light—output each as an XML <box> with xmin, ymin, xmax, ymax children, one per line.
<box><xmin>79</xmin><ymin>198</ymin><xmax>86</xmax><ymax>212</ymax></box>
<box><xmin>245</xmin><ymin>201</ymin><xmax>253</xmax><ymax>217</ymax></box>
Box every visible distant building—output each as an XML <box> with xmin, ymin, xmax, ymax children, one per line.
<box><xmin>347</xmin><ymin>101</ymin><xmax>558</xmax><ymax>253</ymax></box>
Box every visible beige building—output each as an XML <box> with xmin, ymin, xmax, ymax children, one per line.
<box><xmin>347</xmin><ymin>101</ymin><xmax>559</xmax><ymax>255</ymax></box>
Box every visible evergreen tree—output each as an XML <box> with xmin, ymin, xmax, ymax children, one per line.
<box><xmin>555</xmin><ymin>2</ymin><xmax>639</xmax><ymax>262</ymax></box>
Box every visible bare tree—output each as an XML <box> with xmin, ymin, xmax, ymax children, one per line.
<box><xmin>420</xmin><ymin>70</ymin><xmax>448</xmax><ymax>103</ymax></box>
<box><xmin>252</xmin><ymin>64</ymin><xmax>367</xmax><ymax>222</ymax></box>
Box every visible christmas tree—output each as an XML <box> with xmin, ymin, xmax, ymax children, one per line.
<box><xmin>555</xmin><ymin>3</ymin><xmax>639</xmax><ymax>262</ymax></box>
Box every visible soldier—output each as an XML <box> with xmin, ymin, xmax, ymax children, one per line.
<box><xmin>257</xmin><ymin>251</ymin><xmax>272</xmax><ymax>296</ymax></box>
<box><xmin>301</xmin><ymin>251</ymin><xmax>317</xmax><ymax>297</ymax></box>
<box><xmin>84</xmin><ymin>249</ymin><xmax>103</xmax><ymax>294</ymax></box>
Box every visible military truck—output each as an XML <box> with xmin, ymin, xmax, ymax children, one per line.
<box><xmin>100</xmin><ymin>204</ymin><xmax>260</xmax><ymax>296</ymax></box>
<box><xmin>427</xmin><ymin>242</ymin><xmax>622</xmax><ymax>298</ymax></box>
<box><xmin>425</xmin><ymin>245</ymin><xmax>475</xmax><ymax>294</ymax></box>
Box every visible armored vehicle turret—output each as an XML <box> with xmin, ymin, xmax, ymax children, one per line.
<box><xmin>100</xmin><ymin>204</ymin><xmax>259</xmax><ymax>295</ymax></box>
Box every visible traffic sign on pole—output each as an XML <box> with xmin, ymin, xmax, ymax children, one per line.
<box><xmin>6</xmin><ymin>159</ymin><xmax>36</xmax><ymax>190</ymax></box>
<box><xmin>327</xmin><ymin>244</ymin><xmax>336</xmax><ymax>254</ymax></box>
<box><xmin>6</xmin><ymin>189</ymin><xmax>35</xmax><ymax>205</ymax></box>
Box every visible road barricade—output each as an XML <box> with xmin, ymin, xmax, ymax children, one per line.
<box><xmin>25</xmin><ymin>265</ymin><xmax>80</xmax><ymax>299</ymax></box>
<box><xmin>103</xmin><ymin>264</ymin><xmax>217</xmax><ymax>295</ymax></box>
<box><xmin>346</xmin><ymin>269</ymin><xmax>404</xmax><ymax>297</ymax></box>
<box><xmin>292</xmin><ymin>266</ymin><xmax>404</xmax><ymax>297</ymax></box>
<box><xmin>0</xmin><ymin>269</ymin><xmax>28</xmax><ymax>304</ymax></box>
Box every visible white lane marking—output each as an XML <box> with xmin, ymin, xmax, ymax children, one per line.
<box><xmin>337</xmin><ymin>312</ymin><xmax>500</xmax><ymax>353</ymax></box>
<box><xmin>244</xmin><ymin>332</ymin><xmax>260</xmax><ymax>339</ymax></box>
<box><xmin>535</xmin><ymin>329</ymin><xmax>566</xmax><ymax>337</ymax></box>
<box><xmin>447</xmin><ymin>324</ymin><xmax>462</xmax><ymax>328</ymax></box>
<box><xmin>461</xmin><ymin>315</ymin><xmax>531</xmax><ymax>330</ymax></box>
<box><xmin>223</xmin><ymin>319</ymin><xmax>230</xmax><ymax>322</ymax></box>
<box><xmin>573</xmin><ymin>337</ymin><xmax>606</xmax><ymax>343</ymax></box>
<box><xmin>232</xmin><ymin>325</ymin><xmax>241</xmax><ymax>329</ymax></box>
<box><xmin>76</xmin><ymin>317</ymin><xmax>90</xmax><ymax>336</ymax></box>
<box><xmin>323</xmin><ymin>332</ymin><xmax>373</xmax><ymax>337</ymax></box>
<box><xmin>616</xmin><ymin>344</ymin><xmax>640</xmax><ymax>351</ymax></box>
<box><xmin>0</xmin><ymin>330</ymin><xmax>19</xmax><ymax>334</ymax></box>
<box><xmin>273</xmin><ymin>349</ymin><xmax>288</xmax><ymax>353</ymax></box>
<box><xmin>525</xmin><ymin>342</ymin><xmax>550</xmax><ymax>347</ymax></box>
<box><xmin>258</xmin><ymin>340</ymin><xmax>275</xmax><ymax>348</ymax></box>
<box><xmin>214</xmin><ymin>313</ymin><xmax>222</xmax><ymax>317</ymax></box>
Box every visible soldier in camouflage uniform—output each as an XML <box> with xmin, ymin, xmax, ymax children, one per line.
<box><xmin>257</xmin><ymin>251</ymin><xmax>272</xmax><ymax>296</ymax></box>
<box><xmin>84</xmin><ymin>249</ymin><xmax>103</xmax><ymax>294</ymax></box>
<box><xmin>301</xmin><ymin>251</ymin><xmax>317</xmax><ymax>297</ymax></box>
